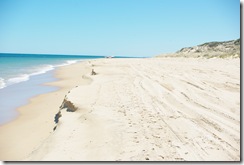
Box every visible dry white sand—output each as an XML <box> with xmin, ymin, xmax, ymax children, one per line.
<box><xmin>0</xmin><ymin>58</ymin><xmax>240</xmax><ymax>161</ymax></box>
<box><xmin>27</xmin><ymin>58</ymin><xmax>240</xmax><ymax>161</ymax></box>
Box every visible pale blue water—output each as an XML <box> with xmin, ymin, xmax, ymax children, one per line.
<box><xmin>0</xmin><ymin>53</ymin><xmax>104</xmax><ymax>125</ymax></box>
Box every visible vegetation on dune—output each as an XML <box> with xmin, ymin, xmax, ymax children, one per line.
<box><xmin>157</xmin><ymin>38</ymin><xmax>240</xmax><ymax>59</ymax></box>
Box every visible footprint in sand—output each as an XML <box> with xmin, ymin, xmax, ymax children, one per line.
<box><xmin>159</xmin><ymin>155</ymin><xmax>164</xmax><ymax>159</ymax></box>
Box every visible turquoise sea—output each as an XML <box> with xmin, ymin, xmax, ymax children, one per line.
<box><xmin>0</xmin><ymin>53</ymin><xmax>104</xmax><ymax>125</ymax></box>
<box><xmin>0</xmin><ymin>53</ymin><xmax>104</xmax><ymax>89</ymax></box>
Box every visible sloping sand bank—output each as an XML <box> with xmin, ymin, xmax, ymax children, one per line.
<box><xmin>0</xmin><ymin>61</ymin><xmax>92</xmax><ymax>160</ymax></box>
<box><xmin>26</xmin><ymin>58</ymin><xmax>240</xmax><ymax>161</ymax></box>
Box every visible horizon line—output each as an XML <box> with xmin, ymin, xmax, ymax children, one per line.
<box><xmin>0</xmin><ymin>52</ymin><xmax>147</xmax><ymax>58</ymax></box>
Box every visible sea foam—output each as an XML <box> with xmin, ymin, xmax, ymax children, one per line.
<box><xmin>0</xmin><ymin>78</ymin><xmax>6</xmax><ymax>89</ymax></box>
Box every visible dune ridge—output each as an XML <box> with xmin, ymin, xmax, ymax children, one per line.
<box><xmin>157</xmin><ymin>38</ymin><xmax>240</xmax><ymax>58</ymax></box>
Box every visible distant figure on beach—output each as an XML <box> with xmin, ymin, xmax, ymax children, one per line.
<box><xmin>91</xmin><ymin>69</ymin><xmax>97</xmax><ymax>75</ymax></box>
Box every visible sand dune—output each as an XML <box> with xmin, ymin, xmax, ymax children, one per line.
<box><xmin>26</xmin><ymin>58</ymin><xmax>240</xmax><ymax>161</ymax></box>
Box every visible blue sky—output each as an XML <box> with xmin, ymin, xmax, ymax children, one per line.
<box><xmin>0</xmin><ymin>0</ymin><xmax>240</xmax><ymax>57</ymax></box>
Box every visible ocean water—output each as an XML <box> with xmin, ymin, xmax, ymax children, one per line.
<box><xmin>0</xmin><ymin>53</ymin><xmax>103</xmax><ymax>89</ymax></box>
<box><xmin>0</xmin><ymin>53</ymin><xmax>103</xmax><ymax>125</ymax></box>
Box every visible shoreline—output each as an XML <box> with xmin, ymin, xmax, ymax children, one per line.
<box><xmin>0</xmin><ymin>70</ymin><xmax>58</xmax><ymax>125</ymax></box>
<box><xmin>0</xmin><ymin>60</ymin><xmax>94</xmax><ymax>160</ymax></box>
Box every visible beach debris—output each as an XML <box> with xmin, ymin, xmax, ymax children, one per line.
<box><xmin>91</xmin><ymin>69</ymin><xmax>97</xmax><ymax>75</ymax></box>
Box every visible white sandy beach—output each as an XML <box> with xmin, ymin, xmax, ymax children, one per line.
<box><xmin>0</xmin><ymin>58</ymin><xmax>240</xmax><ymax>161</ymax></box>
